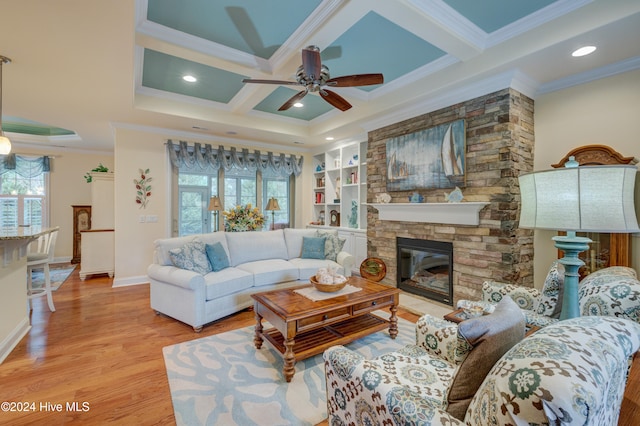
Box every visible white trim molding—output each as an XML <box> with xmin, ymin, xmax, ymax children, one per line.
<box><xmin>369</xmin><ymin>202</ymin><xmax>489</xmax><ymax>226</ymax></box>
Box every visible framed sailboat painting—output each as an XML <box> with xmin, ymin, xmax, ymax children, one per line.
<box><xmin>385</xmin><ymin>119</ymin><xmax>466</xmax><ymax>191</ymax></box>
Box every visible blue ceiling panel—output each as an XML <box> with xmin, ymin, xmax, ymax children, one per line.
<box><xmin>322</xmin><ymin>12</ymin><xmax>445</xmax><ymax>91</ymax></box>
<box><xmin>146</xmin><ymin>0</ymin><xmax>322</xmax><ymax>59</ymax></box>
<box><xmin>254</xmin><ymin>87</ymin><xmax>333</xmax><ymax>120</ymax></box>
<box><xmin>443</xmin><ymin>0</ymin><xmax>557</xmax><ymax>33</ymax></box>
<box><xmin>142</xmin><ymin>49</ymin><xmax>248</xmax><ymax>103</ymax></box>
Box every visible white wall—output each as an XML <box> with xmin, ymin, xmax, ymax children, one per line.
<box><xmin>112</xmin><ymin>127</ymin><xmax>310</xmax><ymax>285</ymax></box>
<box><xmin>533</xmin><ymin>69</ymin><xmax>640</xmax><ymax>286</ymax></box>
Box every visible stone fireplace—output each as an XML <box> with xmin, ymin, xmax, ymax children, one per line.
<box><xmin>366</xmin><ymin>88</ymin><xmax>535</xmax><ymax>304</ymax></box>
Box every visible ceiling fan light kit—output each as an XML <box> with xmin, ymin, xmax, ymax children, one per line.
<box><xmin>243</xmin><ymin>45</ymin><xmax>383</xmax><ymax>112</ymax></box>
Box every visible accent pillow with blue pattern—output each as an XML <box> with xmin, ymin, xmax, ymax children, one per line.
<box><xmin>315</xmin><ymin>230</ymin><xmax>346</xmax><ymax>261</ymax></box>
<box><xmin>301</xmin><ymin>236</ymin><xmax>326</xmax><ymax>259</ymax></box>
<box><xmin>169</xmin><ymin>238</ymin><xmax>212</xmax><ymax>275</ymax></box>
<box><xmin>205</xmin><ymin>242</ymin><xmax>230</xmax><ymax>272</ymax></box>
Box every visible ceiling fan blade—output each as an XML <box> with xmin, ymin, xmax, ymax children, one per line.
<box><xmin>320</xmin><ymin>89</ymin><xmax>352</xmax><ymax>111</ymax></box>
<box><xmin>326</xmin><ymin>73</ymin><xmax>384</xmax><ymax>87</ymax></box>
<box><xmin>242</xmin><ymin>78</ymin><xmax>300</xmax><ymax>86</ymax></box>
<box><xmin>278</xmin><ymin>89</ymin><xmax>308</xmax><ymax>111</ymax></box>
<box><xmin>302</xmin><ymin>46</ymin><xmax>322</xmax><ymax>80</ymax></box>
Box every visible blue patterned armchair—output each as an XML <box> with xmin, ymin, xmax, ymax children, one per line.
<box><xmin>324</xmin><ymin>315</ymin><xmax>640</xmax><ymax>425</ymax></box>
<box><xmin>579</xmin><ymin>266</ymin><xmax>639</xmax><ymax>322</ymax></box>
<box><xmin>324</xmin><ymin>297</ymin><xmax>526</xmax><ymax>423</ymax></box>
<box><xmin>457</xmin><ymin>261</ymin><xmax>565</xmax><ymax>328</ymax></box>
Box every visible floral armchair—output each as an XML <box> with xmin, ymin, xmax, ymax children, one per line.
<box><xmin>579</xmin><ymin>265</ymin><xmax>639</xmax><ymax>322</ymax></box>
<box><xmin>324</xmin><ymin>315</ymin><xmax>640</xmax><ymax>425</ymax></box>
<box><xmin>459</xmin><ymin>263</ymin><xmax>640</xmax><ymax>327</ymax></box>
<box><xmin>457</xmin><ymin>261</ymin><xmax>564</xmax><ymax>327</ymax></box>
<box><xmin>324</xmin><ymin>297</ymin><xmax>526</xmax><ymax>423</ymax></box>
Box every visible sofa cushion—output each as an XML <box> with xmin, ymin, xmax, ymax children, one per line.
<box><xmin>154</xmin><ymin>235</ymin><xmax>197</xmax><ymax>266</ymax></box>
<box><xmin>283</xmin><ymin>228</ymin><xmax>318</xmax><ymax>259</ymax></box>
<box><xmin>169</xmin><ymin>239</ymin><xmax>212</xmax><ymax>275</ymax></box>
<box><xmin>203</xmin><ymin>268</ymin><xmax>254</xmax><ymax>300</ymax></box>
<box><xmin>289</xmin><ymin>258</ymin><xmax>344</xmax><ymax>280</ymax></box>
<box><xmin>236</xmin><ymin>259</ymin><xmax>298</xmax><ymax>287</ymax></box>
<box><xmin>537</xmin><ymin>261</ymin><xmax>564</xmax><ymax>318</ymax></box>
<box><xmin>315</xmin><ymin>230</ymin><xmax>346</xmax><ymax>261</ymax></box>
<box><xmin>225</xmin><ymin>229</ymin><xmax>288</xmax><ymax>266</ymax></box>
<box><xmin>301</xmin><ymin>236</ymin><xmax>326</xmax><ymax>259</ymax></box>
<box><xmin>447</xmin><ymin>296</ymin><xmax>525</xmax><ymax>420</ymax></box>
<box><xmin>205</xmin><ymin>242</ymin><xmax>230</xmax><ymax>272</ymax></box>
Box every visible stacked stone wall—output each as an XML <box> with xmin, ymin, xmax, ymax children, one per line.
<box><xmin>367</xmin><ymin>88</ymin><xmax>535</xmax><ymax>303</ymax></box>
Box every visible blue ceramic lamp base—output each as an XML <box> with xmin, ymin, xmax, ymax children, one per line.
<box><xmin>552</xmin><ymin>231</ymin><xmax>592</xmax><ymax>320</ymax></box>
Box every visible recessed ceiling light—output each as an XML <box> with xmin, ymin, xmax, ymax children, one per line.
<box><xmin>572</xmin><ymin>46</ymin><xmax>596</xmax><ymax>57</ymax></box>
<box><xmin>325</xmin><ymin>137</ymin><xmax>334</xmax><ymax>141</ymax></box>
<box><xmin>183</xmin><ymin>75</ymin><xmax>197</xmax><ymax>82</ymax></box>
<box><xmin>293</xmin><ymin>102</ymin><xmax>303</xmax><ymax>108</ymax></box>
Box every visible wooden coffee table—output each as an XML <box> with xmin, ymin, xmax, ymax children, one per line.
<box><xmin>251</xmin><ymin>276</ymin><xmax>400</xmax><ymax>382</ymax></box>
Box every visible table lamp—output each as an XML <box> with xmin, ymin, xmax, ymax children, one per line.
<box><xmin>265</xmin><ymin>197</ymin><xmax>280</xmax><ymax>230</ymax></box>
<box><xmin>518</xmin><ymin>158</ymin><xmax>639</xmax><ymax>319</ymax></box>
<box><xmin>208</xmin><ymin>196</ymin><xmax>222</xmax><ymax>232</ymax></box>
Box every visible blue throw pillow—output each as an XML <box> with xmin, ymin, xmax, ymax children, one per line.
<box><xmin>301</xmin><ymin>236</ymin><xmax>326</xmax><ymax>259</ymax></box>
<box><xmin>205</xmin><ymin>242</ymin><xmax>230</xmax><ymax>272</ymax></box>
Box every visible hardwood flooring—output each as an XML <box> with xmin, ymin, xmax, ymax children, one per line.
<box><xmin>0</xmin><ymin>265</ymin><xmax>637</xmax><ymax>425</ymax></box>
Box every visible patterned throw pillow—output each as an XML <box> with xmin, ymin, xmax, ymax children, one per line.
<box><xmin>205</xmin><ymin>242</ymin><xmax>230</xmax><ymax>272</ymax></box>
<box><xmin>169</xmin><ymin>239</ymin><xmax>212</xmax><ymax>275</ymax></box>
<box><xmin>301</xmin><ymin>236</ymin><xmax>326</xmax><ymax>259</ymax></box>
<box><xmin>315</xmin><ymin>230</ymin><xmax>346</xmax><ymax>261</ymax></box>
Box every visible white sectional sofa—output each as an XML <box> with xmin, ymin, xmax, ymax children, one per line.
<box><xmin>147</xmin><ymin>228</ymin><xmax>354</xmax><ymax>331</ymax></box>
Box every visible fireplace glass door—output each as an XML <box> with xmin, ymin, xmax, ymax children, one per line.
<box><xmin>397</xmin><ymin>237</ymin><xmax>453</xmax><ymax>305</ymax></box>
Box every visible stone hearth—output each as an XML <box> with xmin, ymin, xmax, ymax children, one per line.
<box><xmin>366</xmin><ymin>88</ymin><xmax>535</xmax><ymax>304</ymax></box>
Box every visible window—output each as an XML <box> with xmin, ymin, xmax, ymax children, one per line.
<box><xmin>176</xmin><ymin>166</ymin><xmax>293</xmax><ymax>236</ymax></box>
<box><xmin>263</xmin><ymin>168</ymin><xmax>290</xmax><ymax>229</ymax></box>
<box><xmin>0</xmin><ymin>156</ymin><xmax>49</xmax><ymax>228</ymax></box>
<box><xmin>224</xmin><ymin>168</ymin><xmax>256</xmax><ymax>208</ymax></box>
<box><xmin>177</xmin><ymin>173</ymin><xmax>217</xmax><ymax>236</ymax></box>
<box><xmin>169</xmin><ymin>142</ymin><xmax>301</xmax><ymax>237</ymax></box>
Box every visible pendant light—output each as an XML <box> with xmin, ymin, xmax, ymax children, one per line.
<box><xmin>0</xmin><ymin>55</ymin><xmax>12</xmax><ymax>155</ymax></box>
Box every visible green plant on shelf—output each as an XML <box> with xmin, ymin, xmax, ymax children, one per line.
<box><xmin>84</xmin><ymin>163</ymin><xmax>109</xmax><ymax>183</ymax></box>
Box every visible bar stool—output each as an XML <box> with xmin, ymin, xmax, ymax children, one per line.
<box><xmin>27</xmin><ymin>227</ymin><xmax>59</xmax><ymax>312</ymax></box>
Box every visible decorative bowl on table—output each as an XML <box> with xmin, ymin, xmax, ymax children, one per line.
<box><xmin>310</xmin><ymin>275</ymin><xmax>348</xmax><ymax>293</ymax></box>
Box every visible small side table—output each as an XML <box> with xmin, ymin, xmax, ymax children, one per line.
<box><xmin>444</xmin><ymin>308</ymin><xmax>540</xmax><ymax>337</ymax></box>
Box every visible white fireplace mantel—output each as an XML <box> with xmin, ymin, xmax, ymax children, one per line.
<box><xmin>369</xmin><ymin>202</ymin><xmax>490</xmax><ymax>226</ymax></box>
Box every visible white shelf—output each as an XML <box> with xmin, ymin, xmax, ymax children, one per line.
<box><xmin>369</xmin><ymin>202</ymin><xmax>489</xmax><ymax>226</ymax></box>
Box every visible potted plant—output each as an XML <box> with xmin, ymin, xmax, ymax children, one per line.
<box><xmin>84</xmin><ymin>163</ymin><xmax>109</xmax><ymax>183</ymax></box>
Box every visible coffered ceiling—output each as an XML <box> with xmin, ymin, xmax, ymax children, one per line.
<box><xmin>1</xmin><ymin>0</ymin><xmax>639</xmax><ymax>153</ymax></box>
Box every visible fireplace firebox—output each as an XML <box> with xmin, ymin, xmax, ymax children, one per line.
<box><xmin>397</xmin><ymin>237</ymin><xmax>453</xmax><ymax>305</ymax></box>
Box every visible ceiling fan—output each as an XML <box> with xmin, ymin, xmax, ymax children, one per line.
<box><xmin>242</xmin><ymin>45</ymin><xmax>383</xmax><ymax>112</ymax></box>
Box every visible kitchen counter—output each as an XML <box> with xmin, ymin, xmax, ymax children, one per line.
<box><xmin>0</xmin><ymin>226</ymin><xmax>56</xmax><ymax>363</ymax></box>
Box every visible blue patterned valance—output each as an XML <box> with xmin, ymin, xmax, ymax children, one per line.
<box><xmin>0</xmin><ymin>154</ymin><xmax>50</xmax><ymax>177</ymax></box>
<box><xmin>167</xmin><ymin>140</ymin><xmax>303</xmax><ymax>177</ymax></box>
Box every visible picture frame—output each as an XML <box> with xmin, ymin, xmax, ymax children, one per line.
<box><xmin>386</xmin><ymin>119</ymin><xmax>466</xmax><ymax>191</ymax></box>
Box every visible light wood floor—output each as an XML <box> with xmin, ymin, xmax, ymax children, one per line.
<box><xmin>0</xmin><ymin>265</ymin><xmax>638</xmax><ymax>425</ymax></box>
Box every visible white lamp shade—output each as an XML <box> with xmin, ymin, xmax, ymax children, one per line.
<box><xmin>519</xmin><ymin>165</ymin><xmax>639</xmax><ymax>233</ymax></box>
<box><xmin>0</xmin><ymin>135</ymin><xmax>11</xmax><ymax>155</ymax></box>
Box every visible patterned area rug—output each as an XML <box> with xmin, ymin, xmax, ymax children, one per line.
<box><xmin>163</xmin><ymin>312</ymin><xmax>416</xmax><ymax>426</ymax></box>
<box><xmin>30</xmin><ymin>265</ymin><xmax>76</xmax><ymax>291</ymax></box>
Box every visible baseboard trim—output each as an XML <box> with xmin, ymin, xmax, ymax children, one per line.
<box><xmin>0</xmin><ymin>318</ymin><xmax>31</xmax><ymax>364</ymax></box>
<box><xmin>112</xmin><ymin>276</ymin><xmax>148</xmax><ymax>288</ymax></box>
